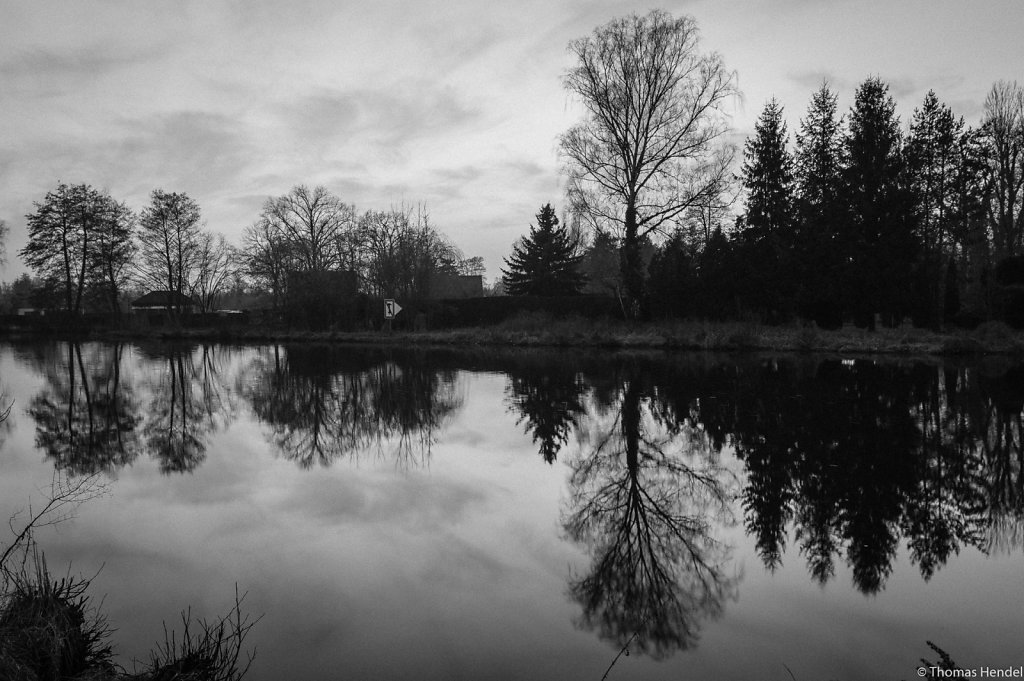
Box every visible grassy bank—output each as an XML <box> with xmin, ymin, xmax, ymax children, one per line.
<box><xmin>72</xmin><ymin>315</ymin><xmax>1024</xmax><ymax>356</ymax></box>
<box><xmin>1</xmin><ymin>476</ymin><xmax>258</xmax><ymax>681</ymax></box>
<box><xmin>0</xmin><ymin>562</ymin><xmax>257</xmax><ymax>681</ymax></box>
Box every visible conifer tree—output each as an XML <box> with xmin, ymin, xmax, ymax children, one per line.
<box><xmin>906</xmin><ymin>91</ymin><xmax>962</xmax><ymax>259</ymax></box>
<box><xmin>793</xmin><ymin>83</ymin><xmax>845</xmax><ymax>325</ymax></box>
<box><xmin>738</xmin><ymin>98</ymin><xmax>796</xmax><ymax>318</ymax></box>
<box><xmin>842</xmin><ymin>76</ymin><xmax>915</xmax><ymax>328</ymax></box>
<box><xmin>742</xmin><ymin>98</ymin><xmax>794</xmax><ymax>242</ymax></box>
<box><xmin>502</xmin><ymin>204</ymin><xmax>585</xmax><ymax>296</ymax></box>
<box><xmin>794</xmin><ymin>84</ymin><xmax>844</xmax><ymax>220</ymax></box>
<box><xmin>906</xmin><ymin>90</ymin><xmax>964</xmax><ymax>326</ymax></box>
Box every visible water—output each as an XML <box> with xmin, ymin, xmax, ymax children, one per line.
<box><xmin>0</xmin><ymin>341</ymin><xmax>1022</xmax><ymax>680</ymax></box>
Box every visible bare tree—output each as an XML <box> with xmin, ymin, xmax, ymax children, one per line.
<box><xmin>242</xmin><ymin>218</ymin><xmax>294</xmax><ymax>310</ymax></box>
<box><xmin>560</xmin><ymin>10</ymin><xmax>739</xmax><ymax>306</ymax></box>
<box><xmin>89</xmin><ymin>198</ymin><xmax>135</xmax><ymax>314</ymax></box>
<box><xmin>0</xmin><ymin>219</ymin><xmax>8</xmax><ymax>267</ymax></box>
<box><xmin>192</xmin><ymin>232</ymin><xmax>239</xmax><ymax>312</ymax></box>
<box><xmin>360</xmin><ymin>205</ymin><xmax>458</xmax><ymax>298</ymax></box>
<box><xmin>136</xmin><ymin>189</ymin><xmax>204</xmax><ymax>313</ymax></box>
<box><xmin>982</xmin><ymin>80</ymin><xmax>1024</xmax><ymax>259</ymax></box>
<box><xmin>258</xmin><ymin>185</ymin><xmax>355</xmax><ymax>272</ymax></box>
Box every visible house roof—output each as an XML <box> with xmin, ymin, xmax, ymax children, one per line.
<box><xmin>131</xmin><ymin>290</ymin><xmax>196</xmax><ymax>307</ymax></box>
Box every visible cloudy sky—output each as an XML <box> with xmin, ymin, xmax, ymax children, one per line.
<box><xmin>1</xmin><ymin>0</ymin><xmax>1021</xmax><ymax>282</ymax></box>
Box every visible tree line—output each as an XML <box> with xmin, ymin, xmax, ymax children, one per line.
<box><xmin>3</xmin><ymin>183</ymin><xmax>482</xmax><ymax>316</ymax></box>
<box><xmin>503</xmin><ymin>10</ymin><xmax>1024</xmax><ymax>329</ymax></box>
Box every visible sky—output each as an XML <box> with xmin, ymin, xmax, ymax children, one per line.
<box><xmin>1</xmin><ymin>0</ymin><xmax>1022</xmax><ymax>284</ymax></box>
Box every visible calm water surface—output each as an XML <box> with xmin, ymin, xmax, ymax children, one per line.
<box><xmin>0</xmin><ymin>341</ymin><xmax>1022</xmax><ymax>681</ymax></box>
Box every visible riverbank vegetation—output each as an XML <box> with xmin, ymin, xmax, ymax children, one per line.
<box><xmin>7</xmin><ymin>312</ymin><xmax>1015</xmax><ymax>357</ymax></box>
<box><xmin>0</xmin><ymin>475</ymin><xmax>258</xmax><ymax>681</ymax></box>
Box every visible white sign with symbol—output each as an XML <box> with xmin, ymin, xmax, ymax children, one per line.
<box><xmin>384</xmin><ymin>299</ymin><xmax>402</xmax><ymax>319</ymax></box>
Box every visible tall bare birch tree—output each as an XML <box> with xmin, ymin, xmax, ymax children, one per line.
<box><xmin>982</xmin><ymin>80</ymin><xmax>1024</xmax><ymax>259</ymax></box>
<box><xmin>560</xmin><ymin>10</ymin><xmax>738</xmax><ymax>308</ymax></box>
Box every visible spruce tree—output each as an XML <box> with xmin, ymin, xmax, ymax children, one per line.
<box><xmin>793</xmin><ymin>83</ymin><xmax>846</xmax><ymax>326</ymax></box>
<box><xmin>794</xmin><ymin>84</ymin><xmax>844</xmax><ymax>219</ymax></box>
<box><xmin>502</xmin><ymin>204</ymin><xmax>585</xmax><ymax>296</ymax></box>
<box><xmin>906</xmin><ymin>91</ymin><xmax>962</xmax><ymax>257</ymax></box>
<box><xmin>742</xmin><ymin>98</ymin><xmax>795</xmax><ymax>241</ymax></box>
<box><xmin>842</xmin><ymin>76</ymin><xmax>915</xmax><ymax>328</ymax></box>
<box><xmin>738</xmin><ymin>98</ymin><xmax>796</xmax><ymax>319</ymax></box>
<box><xmin>906</xmin><ymin>90</ymin><xmax>963</xmax><ymax>326</ymax></box>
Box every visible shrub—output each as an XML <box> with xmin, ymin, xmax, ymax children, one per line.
<box><xmin>0</xmin><ymin>554</ymin><xmax>113</xmax><ymax>681</ymax></box>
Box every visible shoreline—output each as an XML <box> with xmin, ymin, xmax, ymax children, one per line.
<box><xmin>4</xmin><ymin>318</ymin><xmax>1023</xmax><ymax>356</ymax></box>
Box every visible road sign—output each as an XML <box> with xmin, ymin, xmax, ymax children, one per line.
<box><xmin>384</xmin><ymin>299</ymin><xmax>402</xmax><ymax>319</ymax></box>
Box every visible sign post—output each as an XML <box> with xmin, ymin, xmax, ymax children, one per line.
<box><xmin>383</xmin><ymin>299</ymin><xmax>402</xmax><ymax>332</ymax></box>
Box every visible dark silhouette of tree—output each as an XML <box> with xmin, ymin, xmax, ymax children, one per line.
<box><xmin>905</xmin><ymin>91</ymin><xmax>967</xmax><ymax>327</ymax></box>
<box><xmin>694</xmin><ymin>226</ymin><xmax>738</xmax><ymax>319</ymax></box>
<box><xmin>242</xmin><ymin>217</ymin><xmax>293</xmax><ymax>310</ymax></box>
<box><xmin>793</xmin><ymin>83</ymin><xmax>846</xmax><ymax>326</ymax></box>
<box><xmin>502</xmin><ymin>204</ymin><xmax>584</xmax><ymax>296</ymax></box>
<box><xmin>981</xmin><ymin>81</ymin><xmax>1024</xmax><ymax>260</ymax></box>
<box><xmin>21</xmin><ymin>184</ymin><xmax>125</xmax><ymax>315</ymax></box>
<box><xmin>505</xmin><ymin>356</ymin><xmax>586</xmax><ymax>463</ymax></box>
<box><xmin>360</xmin><ymin>206</ymin><xmax>463</xmax><ymax>300</ymax></box>
<box><xmin>564</xmin><ymin>369</ymin><xmax>739</xmax><ymax>658</ymax></box>
<box><xmin>697</xmin><ymin>358</ymin><xmax>996</xmax><ymax>592</ymax></box>
<box><xmin>136</xmin><ymin>190</ymin><xmax>204</xmax><ymax>315</ymax></box>
<box><xmin>841</xmin><ymin>77</ymin><xmax>916</xmax><ymax>328</ymax></box>
<box><xmin>192</xmin><ymin>232</ymin><xmax>239</xmax><ymax>313</ymax></box>
<box><xmin>0</xmin><ymin>218</ymin><xmax>7</xmax><ymax>267</ymax></box>
<box><xmin>560</xmin><ymin>10</ymin><xmax>738</xmax><ymax>310</ymax></box>
<box><xmin>257</xmin><ymin>185</ymin><xmax>356</xmax><ymax>272</ymax></box>
<box><xmin>244</xmin><ymin>346</ymin><xmax>462</xmax><ymax>468</ymax></box>
<box><xmin>646</xmin><ymin>231</ymin><xmax>698</xmax><ymax>319</ymax></box>
<box><xmin>950</xmin><ymin>127</ymin><xmax>993</xmax><ymax>314</ymax></box>
<box><xmin>578</xmin><ymin>228</ymin><xmax>622</xmax><ymax>296</ymax></box>
<box><xmin>943</xmin><ymin>257</ymin><xmax>962</xmax><ymax>320</ymax></box>
<box><xmin>28</xmin><ymin>343</ymin><xmax>141</xmax><ymax>475</ymax></box>
<box><xmin>140</xmin><ymin>344</ymin><xmax>234</xmax><ymax>473</ymax></box>
<box><xmin>907</xmin><ymin>92</ymin><xmax>962</xmax><ymax>260</ymax></box>
<box><xmin>742</xmin><ymin>98</ymin><xmax>795</xmax><ymax>242</ymax></box>
<box><xmin>87</xmin><ymin>198</ymin><xmax>135</xmax><ymax>315</ymax></box>
<box><xmin>737</xmin><ymin>98</ymin><xmax>797</xmax><ymax>319</ymax></box>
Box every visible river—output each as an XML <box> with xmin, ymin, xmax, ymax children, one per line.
<box><xmin>0</xmin><ymin>341</ymin><xmax>1021</xmax><ymax>680</ymax></box>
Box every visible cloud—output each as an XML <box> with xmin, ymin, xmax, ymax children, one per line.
<box><xmin>111</xmin><ymin>111</ymin><xmax>257</xmax><ymax>198</ymax></box>
<box><xmin>275</xmin><ymin>473</ymin><xmax>489</xmax><ymax>532</ymax></box>
<box><xmin>787</xmin><ymin>70</ymin><xmax>849</xmax><ymax>95</ymax></box>
<box><xmin>0</xmin><ymin>44</ymin><xmax>163</xmax><ymax>82</ymax></box>
<box><xmin>276</xmin><ymin>83</ymin><xmax>481</xmax><ymax>162</ymax></box>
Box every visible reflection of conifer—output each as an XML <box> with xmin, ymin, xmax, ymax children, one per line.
<box><xmin>721</xmin><ymin>358</ymin><xmax>998</xmax><ymax>592</ymax></box>
<box><xmin>507</xmin><ymin>366</ymin><xmax>586</xmax><ymax>464</ymax></box>
<box><xmin>502</xmin><ymin>204</ymin><xmax>584</xmax><ymax>296</ymax></box>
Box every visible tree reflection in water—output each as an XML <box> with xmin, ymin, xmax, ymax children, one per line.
<box><xmin>504</xmin><ymin>354</ymin><xmax>586</xmax><ymax>464</ymax></box>
<box><xmin>139</xmin><ymin>343</ymin><xmax>236</xmax><ymax>474</ymax></box>
<box><xmin>244</xmin><ymin>345</ymin><xmax>463</xmax><ymax>469</ymax></box>
<box><xmin>562</xmin><ymin>365</ymin><xmax>740</xmax><ymax>658</ymax></box>
<box><xmin>17</xmin><ymin>343</ymin><xmax>1024</xmax><ymax>628</ymax></box>
<box><xmin>706</xmin><ymin>357</ymin><xmax>1023</xmax><ymax>592</ymax></box>
<box><xmin>28</xmin><ymin>342</ymin><xmax>141</xmax><ymax>475</ymax></box>
<box><xmin>24</xmin><ymin>341</ymin><xmax>237</xmax><ymax>476</ymax></box>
